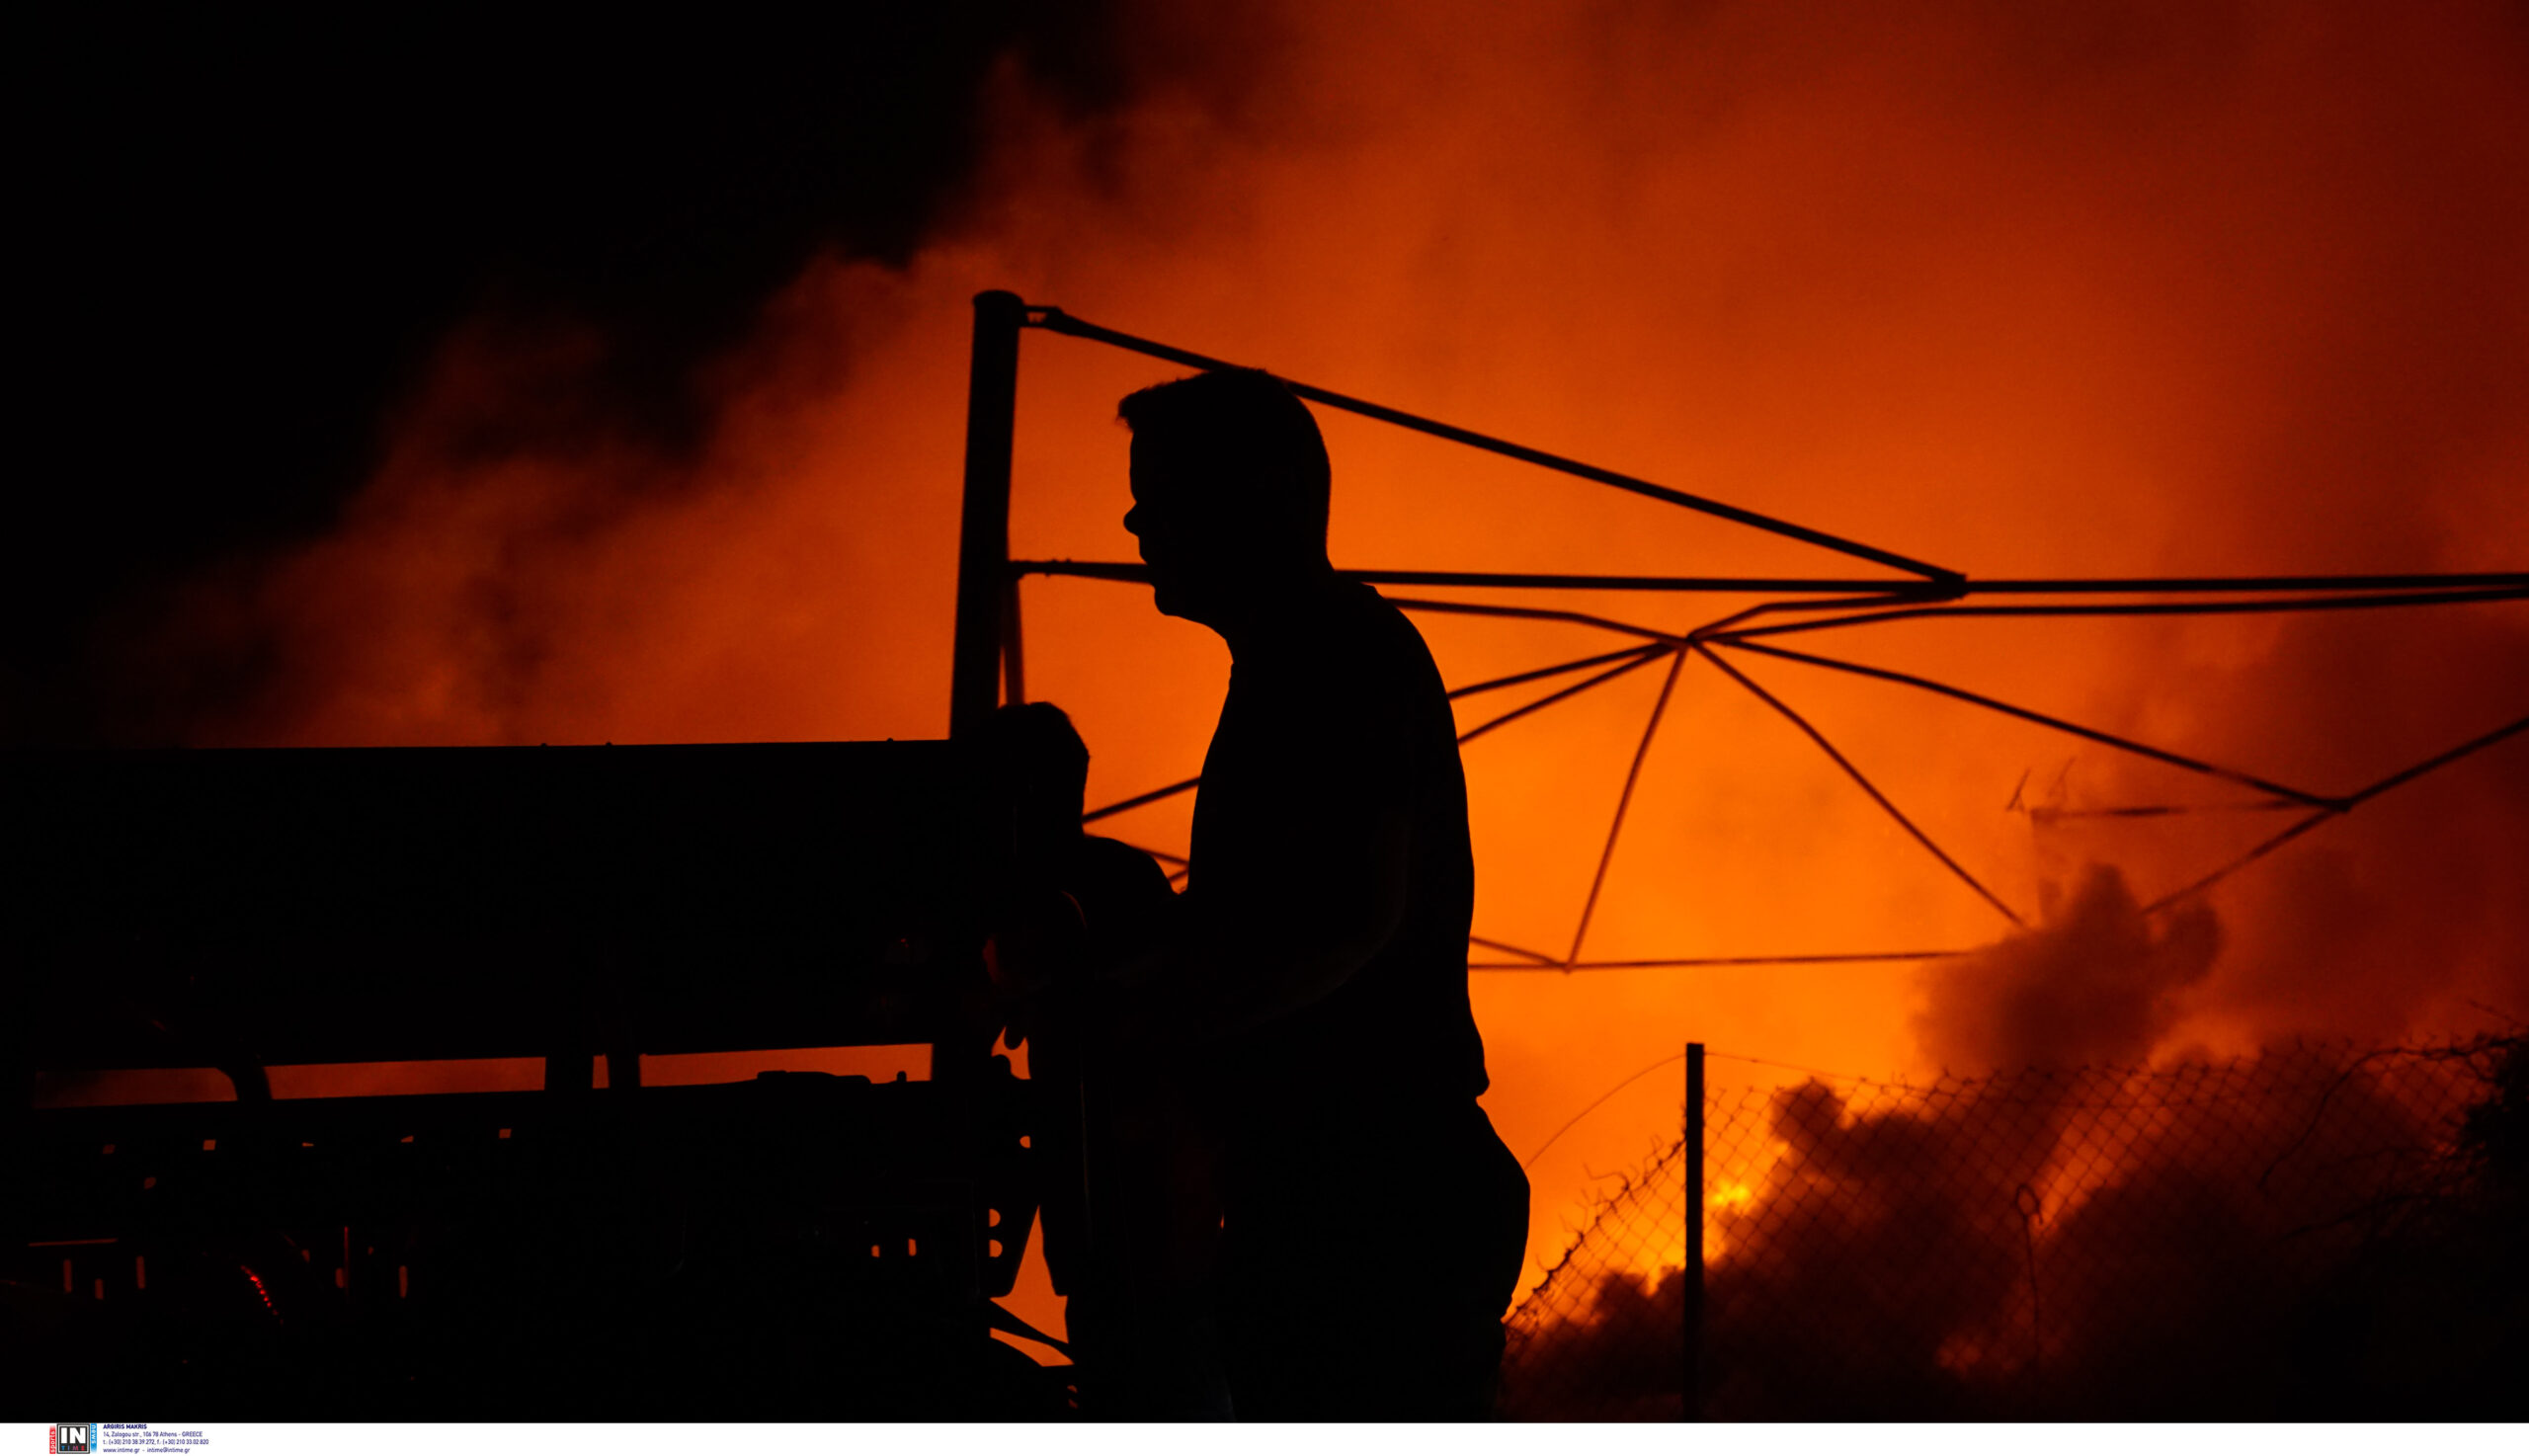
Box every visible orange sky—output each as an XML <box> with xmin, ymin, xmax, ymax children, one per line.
<box><xmin>139</xmin><ymin>0</ymin><xmax>2529</xmax><ymax>1325</ymax></box>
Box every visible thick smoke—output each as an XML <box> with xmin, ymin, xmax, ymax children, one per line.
<box><xmin>1913</xmin><ymin>864</ymin><xmax>2221</xmax><ymax>1072</ymax></box>
<box><xmin>13</xmin><ymin>6</ymin><xmax>1154</xmax><ymax>744</ymax></box>
<box><xmin>1507</xmin><ymin>1040</ymin><xmax>2522</xmax><ymax>1418</ymax></box>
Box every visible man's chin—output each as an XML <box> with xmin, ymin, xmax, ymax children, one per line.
<box><xmin>1150</xmin><ymin>573</ymin><xmax>1239</xmax><ymax>628</ymax></box>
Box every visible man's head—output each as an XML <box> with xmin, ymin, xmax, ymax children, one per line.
<box><xmin>1118</xmin><ymin>369</ymin><xmax>1332</xmax><ymax>625</ymax></box>
<box><xmin>976</xmin><ymin>701</ymin><xmax>1091</xmax><ymax>858</ymax></box>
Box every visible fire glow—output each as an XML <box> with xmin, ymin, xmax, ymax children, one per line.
<box><xmin>118</xmin><ymin>0</ymin><xmax>2529</xmax><ymax>1343</ymax></box>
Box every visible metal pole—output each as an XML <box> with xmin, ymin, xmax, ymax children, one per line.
<box><xmin>1026</xmin><ymin>308</ymin><xmax>1961</xmax><ymax>582</ymax></box>
<box><xmin>1685</xmin><ymin>1040</ymin><xmax>1705</xmax><ymax>1421</ymax></box>
<box><xmin>950</xmin><ymin>289</ymin><xmax>1024</xmax><ymax>742</ymax></box>
<box><xmin>1010</xmin><ymin>556</ymin><xmax>2529</xmax><ymax>598</ymax></box>
<box><xmin>1001</xmin><ymin>575</ymin><xmax>1027</xmax><ymax>708</ymax></box>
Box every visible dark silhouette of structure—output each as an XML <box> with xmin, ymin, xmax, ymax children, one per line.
<box><xmin>1</xmin><ymin>742</ymin><xmax>1065</xmax><ymax>1416</ymax></box>
<box><xmin>1111</xmin><ymin>369</ymin><xmax>1531</xmax><ymax>1419</ymax></box>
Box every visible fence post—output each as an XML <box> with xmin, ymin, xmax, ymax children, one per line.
<box><xmin>950</xmin><ymin>289</ymin><xmax>1025</xmax><ymax>742</ymax></box>
<box><xmin>1684</xmin><ymin>1040</ymin><xmax>1705</xmax><ymax>1420</ymax></box>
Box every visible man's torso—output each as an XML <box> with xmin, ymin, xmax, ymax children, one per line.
<box><xmin>1188</xmin><ymin>580</ymin><xmax>1488</xmax><ymax>1128</ymax></box>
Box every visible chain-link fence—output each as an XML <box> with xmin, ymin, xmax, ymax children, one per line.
<box><xmin>1500</xmin><ymin>1036</ymin><xmax>2526</xmax><ymax>1420</ymax></box>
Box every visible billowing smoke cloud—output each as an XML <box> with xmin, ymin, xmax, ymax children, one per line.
<box><xmin>1914</xmin><ymin>865</ymin><xmax>2221</xmax><ymax>1072</ymax></box>
<box><xmin>14</xmin><ymin>6</ymin><xmax>1155</xmax><ymax>744</ymax></box>
<box><xmin>1507</xmin><ymin>1038</ymin><xmax>2521</xmax><ymax>1418</ymax></box>
<box><xmin>108</xmin><ymin>282</ymin><xmax>970</xmax><ymax>748</ymax></box>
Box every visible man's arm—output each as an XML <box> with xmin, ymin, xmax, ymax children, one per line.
<box><xmin>1120</xmin><ymin>689</ymin><xmax>1417</xmax><ymax>1044</ymax></box>
<box><xmin>1166</xmin><ymin>801</ymin><xmax>1410</xmax><ymax>1040</ymax></box>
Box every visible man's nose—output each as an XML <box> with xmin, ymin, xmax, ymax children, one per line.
<box><xmin>1123</xmin><ymin>504</ymin><xmax>1143</xmax><ymax>537</ymax></box>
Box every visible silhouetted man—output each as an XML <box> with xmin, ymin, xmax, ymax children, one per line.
<box><xmin>1113</xmin><ymin>369</ymin><xmax>1531</xmax><ymax>1420</ymax></box>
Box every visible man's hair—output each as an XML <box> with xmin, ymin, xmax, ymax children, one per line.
<box><xmin>977</xmin><ymin>700</ymin><xmax>1091</xmax><ymax>807</ymax></box>
<box><xmin>1117</xmin><ymin>368</ymin><xmax>1331</xmax><ymax>547</ymax></box>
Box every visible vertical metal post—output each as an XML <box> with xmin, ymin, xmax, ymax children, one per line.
<box><xmin>950</xmin><ymin>289</ymin><xmax>1025</xmax><ymax>742</ymax></box>
<box><xmin>1001</xmin><ymin>576</ymin><xmax>1027</xmax><ymax>708</ymax></box>
<box><xmin>1685</xmin><ymin>1040</ymin><xmax>1705</xmax><ymax>1421</ymax></box>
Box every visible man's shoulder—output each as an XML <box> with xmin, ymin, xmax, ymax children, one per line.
<box><xmin>1242</xmin><ymin>580</ymin><xmax>1449</xmax><ymax>736</ymax></box>
<box><xmin>1321</xmin><ymin>581</ymin><xmax>1440</xmax><ymax>674</ymax></box>
<box><xmin>1074</xmin><ymin>834</ymin><xmax>1177</xmax><ymax>893</ymax></box>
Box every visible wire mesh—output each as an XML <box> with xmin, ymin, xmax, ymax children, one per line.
<box><xmin>1500</xmin><ymin>1037</ymin><xmax>2522</xmax><ymax>1420</ymax></box>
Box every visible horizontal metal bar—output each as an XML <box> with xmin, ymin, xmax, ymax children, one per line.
<box><xmin>1297</xmin><ymin>568</ymin><xmax>1946</xmax><ymax>594</ymax></box>
<box><xmin>1012</xmin><ymin>558</ymin><xmax>2527</xmax><ymax>605</ymax></box>
<box><xmin>1686</xmin><ymin>593</ymin><xmax>1928</xmax><ymax>641</ymax></box>
<box><xmin>1387</xmin><ymin>596</ymin><xmax>1683</xmax><ymax>645</ymax></box>
<box><xmin>1012</xmin><ymin>558</ymin><xmax>1151</xmax><ymax>585</ymax></box>
<box><xmin>1722</xmin><ymin>585</ymin><xmax>2529</xmax><ymax>639</ymax></box>
<box><xmin>1917</xmin><ymin>573</ymin><xmax>2529</xmax><ymax>595</ymax></box>
<box><xmin>1010</xmin><ymin>558</ymin><xmax>1942</xmax><ymax>596</ymax></box>
<box><xmin>1470</xmin><ymin>949</ymin><xmax>1970</xmax><ymax>970</ymax></box>
<box><xmin>1718</xmin><ymin>637</ymin><xmax>2342</xmax><ymax>809</ymax></box>
<box><xmin>2028</xmin><ymin>799</ymin><xmax>2303</xmax><ymax>821</ymax></box>
<box><xmin>1025</xmin><ymin>307</ymin><xmax>1960</xmax><ymax>582</ymax></box>
<box><xmin>1081</xmin><ymin>772</ymin><xmax>1200</xmax><ymax>826</ymax></box>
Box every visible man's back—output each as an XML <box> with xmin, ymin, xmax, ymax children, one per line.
<box><xmin>1189</xmin><ymin>578</ymin><xmax>1488</xmax><ymax>1127</ymax></box>
<box><xmin>1183</xmin><ymin>580</ymin><xmax>1527</xmax><ymax>1420</ymax></box>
